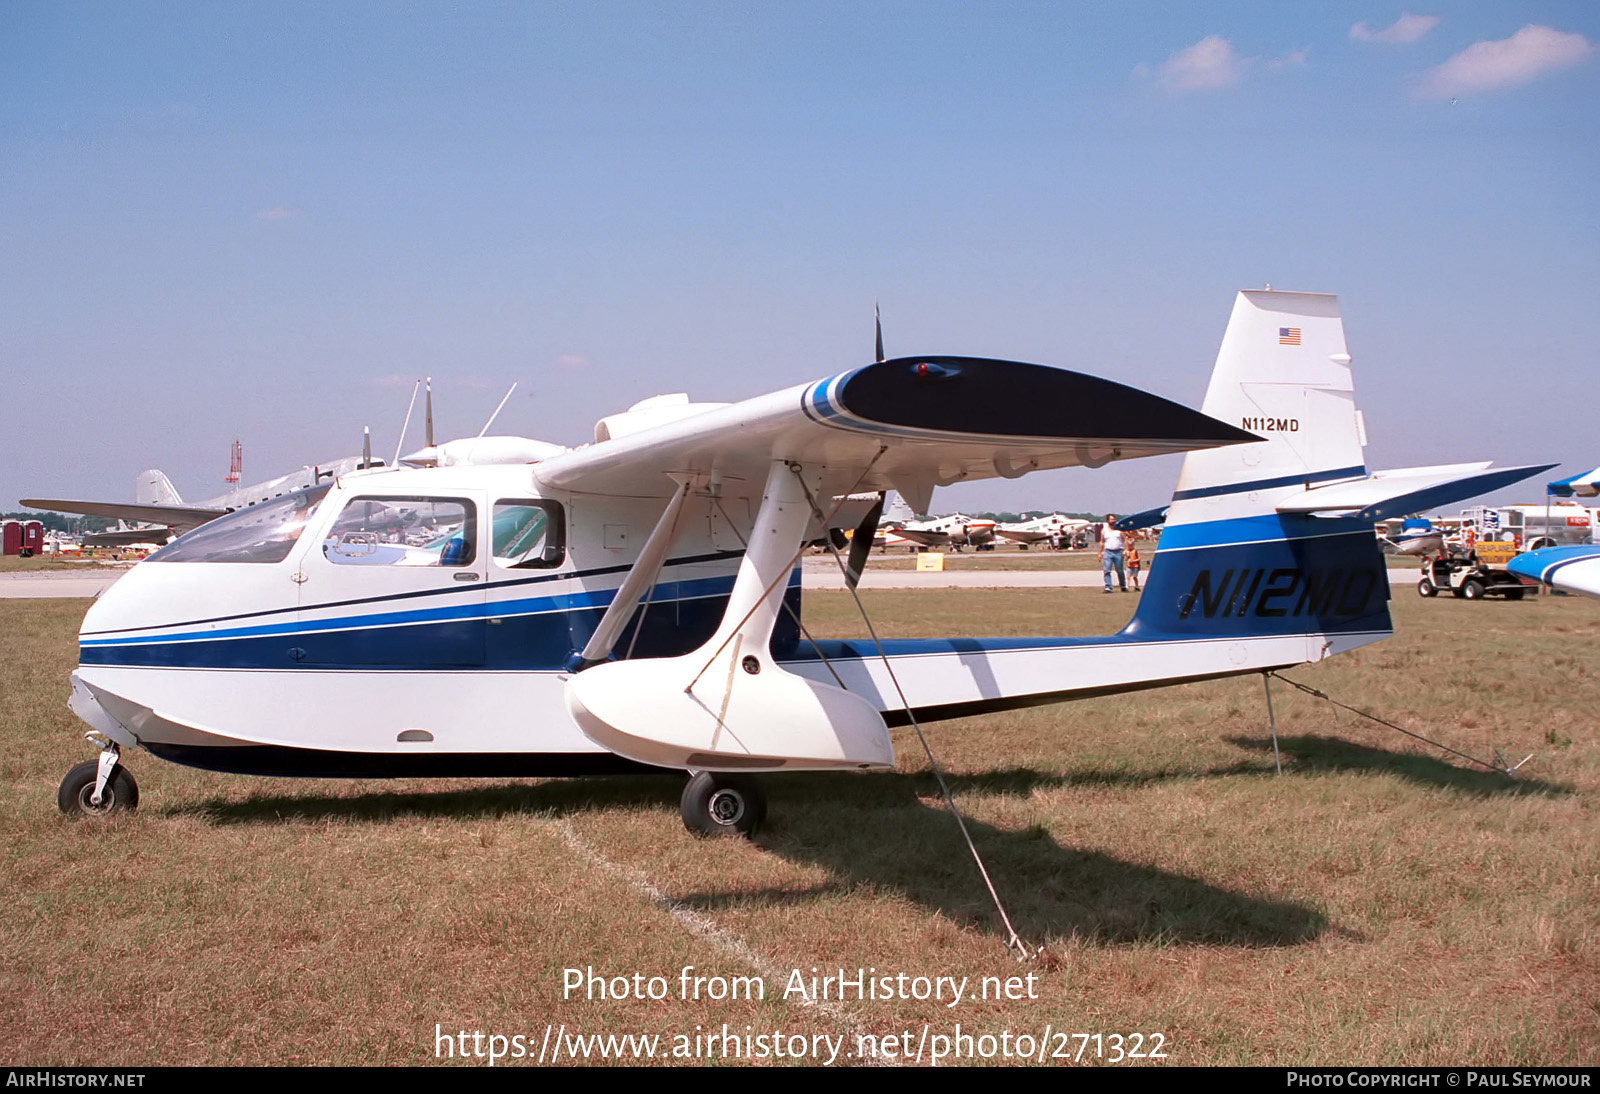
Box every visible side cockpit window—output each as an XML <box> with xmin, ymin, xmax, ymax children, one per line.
<box><xmin>147</xmin><ymin>486</ymin><xmax>332</xmax><ymax>564</ymax></box>
<box><xmin>323</xmin><ymin>497</ymin><xmax>477</xmax><ymax>567</ymax></box>
<box><xmin>493</xmin><ymin>500</ymin><xmax>565</xmax><ymax>569</ymax></box>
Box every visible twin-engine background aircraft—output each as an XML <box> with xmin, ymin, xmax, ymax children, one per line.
<box><xmin>55</xmin><ymin>290</ymin><xmax>1547</xmax><ymax>837</ymax></box>
<box><xmin>993</xmin><ymin>513</ymin><xmax>1094</xmax><ymax>548</ymax></box>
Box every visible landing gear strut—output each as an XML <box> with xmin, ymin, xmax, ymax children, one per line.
<box><xmin>58</xmin><ymin>735</ymin><xmax>138</xmax><ymax>816</ymax></box>
<box><xmin>680</xmin><ymin>772</ymin><xmax>766</xmax><ymax>838</ymax></box>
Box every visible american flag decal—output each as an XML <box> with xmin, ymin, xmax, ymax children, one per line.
<box><xmin>1279</xmin><ymin>327</ymin><xmax>1302</xmax><ymax>346</ymax></box>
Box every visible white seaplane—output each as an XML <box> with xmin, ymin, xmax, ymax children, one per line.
<box><xmin>57</xmin><ymin>291</ymin><xmax>1548</xmax><ymax>836</ymax></box>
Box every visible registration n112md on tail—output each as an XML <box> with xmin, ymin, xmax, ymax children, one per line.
<box><xmin>58</xmin><ymin>291</ymin><xmax>1547</xmax><ymax>835</ymax></box>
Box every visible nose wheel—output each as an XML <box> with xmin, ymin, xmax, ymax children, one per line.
<box><xmin>680</xmin><ymin>772</ymin><xmax>766</xmax><ymax>838</ymax></box>
<box><xmin>58</xmin><ymin>759</ymin><xmax>138</xmax><ymax>815</ymax></box>
<box><xmin>58</xmin><ymin>736</ymin><xmax>138</xmax><ymax>816</ymax></box>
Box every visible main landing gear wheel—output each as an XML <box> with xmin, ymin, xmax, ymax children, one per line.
<box><xmin>680</xmin><ymin>772</ymin><xmax>766</xmax><ymax>839</ymax></box>
<box><xmin>57</xmin><ymin>760</ymin><xmax>138</xmax><ymax>816</ymax></box>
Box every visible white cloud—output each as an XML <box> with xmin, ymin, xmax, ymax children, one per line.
<box><xmin>1155</xmin><ymin>36</ymin><xmax>1240</xmax><ymax>92</ymax></box>
<box><xmin>1351</xmin><ymin>13</ymin><xmax>1440</xmax><ymax>45</ymax></box>
<box><xmin>1139</xmin><ymin>37</ymin><xmax>1305</xmax><ymax>91</ymax></box>
<box><xmin>1419</xmin><ymin>24</ymin><xmax>1594</xmax><ymax>98</ymax></box>
<box><xmin>552</xmin><ymin>353</ymin><xmax>590</xmax><ymax>370</ymax></box>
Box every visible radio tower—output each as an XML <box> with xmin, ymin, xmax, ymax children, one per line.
<box><xmin>225</xmin><ymin>440</ymin><xmax>243</xmax><ymax>485</ymax></box>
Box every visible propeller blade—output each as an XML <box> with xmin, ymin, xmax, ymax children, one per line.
<box><xmin>844</xmin><ymin>493</ymin><xmax>885</xmax><ymax>590</ymax></box>
<box><xmin>425</xmin><ymin>376</ymin><xmax>435</xmax><ymax>449</ymax></box>
<box><xmin>362</xmin><ymin>426</ymin><xmax>373</xmax><ymax>469</ymax></box>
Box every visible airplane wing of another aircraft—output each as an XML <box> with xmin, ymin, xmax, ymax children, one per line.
<box><xmin>886</xmin><ymin>526</ymin><xmax>951</xmax><ymax>548</ymax></box>
<box><xmin>1508</xmin><ymin>545</ymin><xmax>1600</xmax><ymax>599</ymax></box>
<box><xmin>534</xmin><ymin>356</ymin><xmax>1257</xmax><ymax>511</ymax></box>
<box><xmin>19</xmin><ymin>499</ymin><xmax>229</xmax><ymax>536</ymax></box>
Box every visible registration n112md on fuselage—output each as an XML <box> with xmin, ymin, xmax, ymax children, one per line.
<box><xmin>58</xmin><ymin>292</ymin><xmax>1548</xmax><ymax>835</ymax></box>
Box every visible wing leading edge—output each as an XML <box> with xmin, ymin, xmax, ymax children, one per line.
<box><xmin>537</xmin><ymin>356</ymin><xmax>1256</xmax><ymax>507</ymax></box>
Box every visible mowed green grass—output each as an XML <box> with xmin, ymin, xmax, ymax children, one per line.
<box><xmin>1</xmin><ymin>591</ymin><xmax>1596</xmax><ymax>1066</ymax></box>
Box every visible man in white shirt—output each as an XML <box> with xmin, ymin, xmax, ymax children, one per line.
<box><xmin>1099</xmin><ymin>514</ymin><xmax>1127</xmax><ymax>593</ymax></box>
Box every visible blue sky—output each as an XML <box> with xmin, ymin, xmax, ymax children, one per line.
<box><xmin>4</xmin><ymin>3</ymin><xmax>1596</xmax><ymax>515</ymax></box>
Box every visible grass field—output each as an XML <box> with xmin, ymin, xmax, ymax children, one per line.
<box><xmin>0</xmin><ymin>556</ymin><xmax>128</xmax><ymax>573</ymax></box>
<box><xmin>2</xmin><ymin>591</ymin><xmax>1596</xmax><ymax>1066</ymax></box>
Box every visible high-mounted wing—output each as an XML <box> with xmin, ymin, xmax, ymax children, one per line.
<box><xmin>556</xmin><ymin>356</ymin><xmax>1255</xmax><ymax>774</ymax></box>
<box><xmin>535</xmin><ymin>356</ymin><xmax>1256</xmax><ymax>511</ymax></box>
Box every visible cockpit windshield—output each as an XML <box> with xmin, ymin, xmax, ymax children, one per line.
<box><xmin>147</xmin><ymin>485</ymin><xmax>332</xmax><ymax>564</ymax></box>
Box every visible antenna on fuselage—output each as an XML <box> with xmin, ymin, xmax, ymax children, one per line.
<box><xmin>875</xmin><ymin>301</ymin><xmax>885</xmax><ymax>363</ymax></box>
<box><xmin>393</xmin><ymin>380</ymin><xmax>421</xmax><ymax>466</ymax></box>
<box><xmin>361</xmin><ymin>426</ymin><xmax>373</xmax><ymax>469</ymax></box>
<box><xmin>477</xmin><ymin>382</ymin><xmax>518</xmax><ymax>438</ymax></box>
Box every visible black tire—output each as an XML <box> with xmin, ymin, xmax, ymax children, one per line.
<box><xmin>1503</xmin><ymin>587</ymin><xmax>1526</xmax><ymax>601</ymax></box>
<box><xmin>680</xmin><ymin>772</ymin><xmax>765</xmax><ymax>838</ymax></box>
<box><xmin>1417</xmin><ymin>579</ymin><xmax>1437</xmax><ymax>598</ymax></box>
<box><xmin>57</xmin><ymin>760</ymin><xmax>138</xmax><ymax>816</ymax></box>
<box><xmin>1461</xmin><ymin>578</ymin><xmax>1486</xmax><ymax>601</ymax></box>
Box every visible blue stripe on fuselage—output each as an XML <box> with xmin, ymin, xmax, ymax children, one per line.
<box><xmin>77</xmin><ymin>574</ymin><xmax>806</xmax><ymax>671</ymax></box>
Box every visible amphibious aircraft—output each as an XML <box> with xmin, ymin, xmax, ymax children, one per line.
<box><xmin>55</xmin><ymin>291</ymin><xmax>1548</xmax><ymax>836</ymax></box>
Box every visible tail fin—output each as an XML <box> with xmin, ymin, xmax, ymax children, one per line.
<box><xmin>1171</xmin><ymin>290</ymin><xmax>1365</xmax><ymax>521</ymax></box>
<box><xmin>1126</xmin><ymin>291</ymin><xmax>1391</xmax><ymax>651</ymax></box>
<box><xmin>134</xmin><ymin>470</ymin><xmax>183</xmax><ymax>506</ymax></box>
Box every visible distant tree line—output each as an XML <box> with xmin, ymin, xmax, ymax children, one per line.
<box><xmin>1</xmin><ymin>510</ymin><xmax>116</xmax><ymax>533</ymax></box>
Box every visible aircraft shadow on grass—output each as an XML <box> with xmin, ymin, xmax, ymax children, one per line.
<box><xmin>168</xmin><ymin>764</ymin><xmax>1348</xmax><ymax>949</ymax></box>
<box><xmin>166</xmin><ymin>734</ymin><xmax>1562</xmax><ymax>948</ymax></box>
<box><xmin>1223</xmin><ymin>734</ymin><xmax>1571</xmax><ymax>798</ymax></box>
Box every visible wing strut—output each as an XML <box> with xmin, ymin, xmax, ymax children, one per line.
<box><xmin>573</xmin><ymin>480</ymin><xmax>692</xmax><ymax>670</ymax></box>
<box><xmin>565</xmin><ymin>459</ymin><xmax>893</xmax><ymax>771</ymax></box>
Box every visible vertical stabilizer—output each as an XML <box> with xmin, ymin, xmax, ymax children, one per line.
<box><xmin>1125</xmin><ymin>291</ymin><xmax>1391</xmax><ymax>650</ymax></box>
<box><xmin>134</xmin><ymin>470</ymin><xmax>182</xmax><ymax>506</ymax></box>
<box><xmin>1169</xmin><ymin>291</ymin><xmax>1364</xmax><ymax>527</ymax></box>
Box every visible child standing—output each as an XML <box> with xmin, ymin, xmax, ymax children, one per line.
<box><xmin>1126</xmin><ymin>540</ymin><xmax>1142</xmax><ymax>591</ymax></box>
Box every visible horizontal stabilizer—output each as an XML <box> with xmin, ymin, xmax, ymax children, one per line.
<box><xmin>1114</xmin><ymin>506</ymin><xmax>1168</xmax><ymax>532</ymax></box>
<box><xmin>1273</xmin><ymin>463</ymin><xmax>1555</xmax><ymax>523</ymax></box>
<box><xmin>20</xmin><ymin>499</ymin><xmax>228</xmax><ymax>535</ymax></box>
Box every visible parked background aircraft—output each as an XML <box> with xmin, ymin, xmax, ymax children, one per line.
<box><xmin>993</xmin><ymin>513</ymin><xmax>1093</xmax><ymax>548</ymax></box>
<box><xmin>24</xmin><ymin>448</ymin><xmax>383</xmax><ymax>547</ymax></box>
<box><xmin>1384</xmin><ymin>517</ymin><xmax>1446</xmax><ymax>557</ymax></box>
